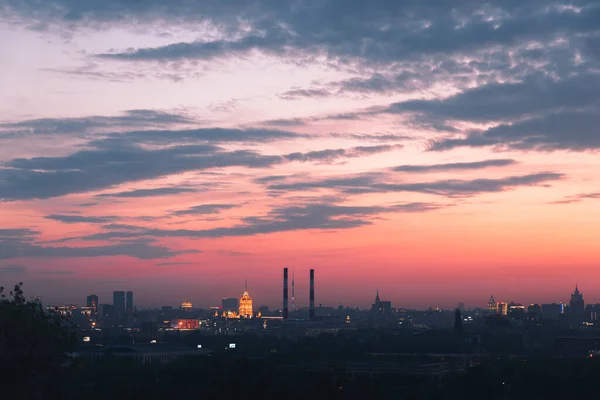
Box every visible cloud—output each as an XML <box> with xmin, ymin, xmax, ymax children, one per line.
<box><xmin>551</xmin><ymin>192</ymin><xmax>600</xmax><ymax>204</ymax></box>
<box><xmin>43</xmin><ymin>1</ymin><xmax>596</xmax><ymax>68</ymax></box>
<box><xmin>0</xmin><ymin>143</ymin><xmax>279</xmax><ymax>201</ymax></box>
<box><xmin>38</xmin><ymin>270</ymin><xmax>76</xmax><ymax>275</ymax></box>
<box><xmin>155</xmin><ymin>262</ymin><xmax>194</xmax><ymax>266</ymax></box>
<box><xmin>279</xmin><ymin>89</ymin><xmax>333</xmax><ymax>100</ymax></box>
<box><xmin>217</xmin><ymin>250</ymin><xmax>252</xmax><ymax>257</ymax></box>
<box><xmin>76</xmin><ymin>202</ymin><xmax>99</xmax><ymax>207</ymax></box>
<box><xmin>261</xmin><ymin>118</ymin><xmax>307</xmax><ymax>127</ymax></box>
<box><xmin>0</xmin><ymin>238</ymin><xmax>198</xmax><ymax>260</ymax></box>
<box><xmin>284</xmin><ymin>144</ymin><xmax>402</xmax><ymax>163</ymax></box>
<box><xmin>386</xmin><ymin>73</ymin><xmax>600</xmax><ymax>124</ymax></box>
<box><xmin>44</xmin><ymin>214</ymin><xmax>117</xmax><ymax>224</ymax></box>
<box><xmin>0</xmin><ymin>140</ymin><xmax>404</xmax><ymax>201</ymax></box>
<box><xmin>96</xmin><ymin>186</ymin><xmax>199</xmax><ymax>198</ymax></box>
<box><xmin>173</xmin><ymin>204</ymin><xmax>237</xmax><ymax>216</ymax></box>
<box><xmin>55</xmin><ymin>201</ymin><xmax>445</xmax><ymax>241</ymax></box>
<box><xmin>391</xmin><ymin>159</ymin><xmax>517</xmax><ymax>173</ymax></box>
<box><xmin>0</xmin><ymin>265</ymin><xmax>27</xmax><ymax>274</ymax></box>
<box><xmin>0</xmin><ymin>109</ymin><xmax>194</xmax><ymax>137</ymax></box>
<box><xmin>430</xmin><ymin>110</ymin><xmax>600</xmax><ymax>152</ymax></box>
<box><xmin>268</xmin><ymin>172</ymin><xmax>563</xmax><ymax>197</ymax></box>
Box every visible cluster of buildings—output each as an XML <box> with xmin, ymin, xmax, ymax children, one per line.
<box><xmin>486</xmin><ymin>285</ymin><xmax>589</xmax><ymax>323</ymax></box>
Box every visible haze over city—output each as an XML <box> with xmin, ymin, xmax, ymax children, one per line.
<box><xmin>1</xmin><ymin>0</ymin><xmax>599</xmax><ymax>309</ymax></box>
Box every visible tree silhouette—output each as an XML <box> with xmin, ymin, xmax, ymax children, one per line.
<box><xmin>0</xmin><ymin>282</ymin><xmax>77</xmax><ymax>400</ymax></box>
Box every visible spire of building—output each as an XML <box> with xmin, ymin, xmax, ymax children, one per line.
<box><xmin>375</xmin><ymin>290</ymin><xmax>380</xmax><ymax>303</ymax></box>
<box><xmin>245</xmin><ymin>279</ymin><xmax>248</xmax><ymax>292</ymax></box>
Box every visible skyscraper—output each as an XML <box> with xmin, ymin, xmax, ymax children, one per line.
<box><xmin>87</xmin><ymin>294</ymin><xmax>98</xmax><ymax>313</ymax></box>
<box><xmin>283</xmin><ymin>268</ymin><xmax>288</xmax><ymax>321</ymax></box>
<box><xmin>222</xmin><ymin>298</ymin><xmax>239</xmax><ymax>312</ymax></box>
<box><xmin>239</xmin><ymin>280</ymin><xmax>253</xmax><ymax>318</ymax></box>
<box><xmin>126</xmin><ymin>291</ymin><xmax>133</xmax><ymax>313</ymax></box>
<box><xmin>488</xmin><ymin>295</ymin><xmax>496</xmax><ymax>314</ymax></box>
<box><xmin>570</xmin><ymin>285</ymin><xmax>585</xmax><ymax>316</ymax></box>
<box><xmin>113</xmin><ymin>291</ymin><xmax>125</xmax><ymax>316</ymax></box>
<box><xmin>291</xmin><ymin>268</ymin><xmax>295</xmax><ymax>312</ymax></box>
<box><xmin>309</xmin><ymin>269</ymin><xmax>315</xmax><ymax>321</ymax></box>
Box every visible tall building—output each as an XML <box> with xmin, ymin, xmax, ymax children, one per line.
<box><xmin>570</xmin><ymin>285</ymin><xmax>585</xmax><ymax>315</ymax></box>
<box><xmin>181</xmin><ymin>302</ymin><xmax>193</xmax><ymax>312</ymax></box>
<box><xmin>113</xmin><ymin>291</ymin><xmax>125</xmax><ymax>316</ymax></box>
<box><xmin>291</xmin><ymin>268</ymin><xmax>295</xmax><ymax>312</ymax></box>
<box><xmin>222</xmin><ymin>298</ymin><xmax>239</xmax><ymax>312</ymax></box>
<box><xmin>371</xmin><ymin>291</ymin><xmax>392</xmax><ymax>316</ymax></box>
<box><xmin>239</xmin><ymin>280</ymin><xmax>253</xmax><ymax>318</ymax></box>
<box><xmin>87</xmin><ymin>294</ymin><xmax>98</xmax><ymax>313</ymax></box>
<box><xmin>454</xmin><ymin>308</ymin><xmax>464</xmax><ymax>336</ymax></box>
<box><xmin>370</xmin><ymin>291</ymin><xmax>391</xmax><ymax>327</ymax></box>
<box><xmin>488</xmin><ymin>295</ymin><xmax>496</xmax><ymax>314</ymax></box>
<box><xmin>496</xmin><ymin>302</ymin><xmax>508</xmax><ymax>316</ymax></box>
<box><xmin>126</xmin><ymin>291</ymin><xmax>134</xmax><ymax>313</ymax></box>
<box><xmin>309</xmin><ymin>269</ymin><xmax>315</xmax><ymax>321</ymax></box>
<box><xmin>283</xmin><ymin>268</ymin><xmax>289</xmax><ymax>321</ymax></box>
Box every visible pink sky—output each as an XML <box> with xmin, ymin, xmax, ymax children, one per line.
<box><xmin>1</xmin><ymin>1</ymin><xmax>599</xmax><ymax>309</ymax></box>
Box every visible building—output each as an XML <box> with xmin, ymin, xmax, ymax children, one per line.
<box><xmin>141</xmin><ymin>321</ymin><xmax>159</xmax><ymax>340</ymax></box>
<box><xmin>239</xmin><ymin>281</ymin><xmax>253</xmax><ymax>318</ymax></box>
<box><xmin>78</xmin><ymin>343</ymin><xmax>211</xmax><ymax>365</ymax></box>
<box><xmin>181</xmin><ymin>301</ymin><xmax>193</xmax><ymax>312</ymax></box>
<box><xmin>496</xmin><ymin>302</ymin><xmax>508</xmax><ymax>316</ymax></box>
<box><xmin>113</xmin><ymin>291</ymin><xmax>125</xmax><ymax>316</ymax></box>
<box><xmin>528</xmin><ymin>304</ymin><xmax>542</xmax><ymax>314</ymax></box>
<box><xmin>371</xmin><ymin>291</ymin><xmax>392</xmax><ymax>316</ymax></box>
<box><xmin>370</xmin><ymin>291</ymin><xmax>392</xmax><ymax>327</ymax></box>
<box><xmin>170</xmin><ymin>319</ymin><xmax>199</xmax><ymax>330</ymax></box>
<box><xmin>222</xmin><ymin>298</ymin><xmax>239</xmax><ymax>312</ymax></box>
<box><xmin>488</xmin><ymin>295</ymin><xmax>496</xmax><ymax>314</ymax></box>
<box><xmin>126</xmin><ymin>291</ymin><xmax>134</xmax><ymax>313</ymax></box>
<box><xmin>570</xmin><ymin>285</ymin><xmax>585</xmax><ymax>316</ymax></box>
<box><xmin>508</xmin><ymin>303</ymin><xmax>525</xmax><ymax>319</ymax></box>
<box><xmin>542</xmin><ymin>303</ymin><xmax>563</xmax><ymax>318</ymax></box>
<box><xmin>86</xmin><ymin>294</ymin><xmax>98</xmax><ymax>313</ymax></box>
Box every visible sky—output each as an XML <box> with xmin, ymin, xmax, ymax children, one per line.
<box><xmin>0</xmin><ymin>0</ymin><xmax>599</xmax><ymax>310</ymax></box>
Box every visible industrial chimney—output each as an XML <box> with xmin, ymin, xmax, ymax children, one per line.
<box><xmin>283</xmin><ymin>268</ymin><xmax>289</xmax><ymax>321</ymax></box>
<box><xmin>309</xmin><ymin>269</ymin><xmax>315</xmax><ymax>321</ymax></box>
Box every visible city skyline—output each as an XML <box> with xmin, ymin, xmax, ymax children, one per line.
<box><xmin>1</xmin><ymin>1</ymin><xmax>600</xmax><ymax>307</ymax></box>
<box><xmin>24</xmin><ymin>278</ymin><xmax>592</xmax><ymax>311</ymax></box>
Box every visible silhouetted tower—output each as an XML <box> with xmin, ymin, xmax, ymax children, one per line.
<box><xmin>126</xmin><ymin>291</ymin><xmax>133</xmax><ymax>313</ymax></box>
<box><xmin>291</xmin><ymin>269</ymin><xmax>295</xmax><ymax>311</ymax></box>
<box><xmin>283</xmin><ymin>268</ymin><xmax>289</xmax><ymax>321</ymax></box>
<box><xmin>113</xmin><ymin>291</ymin><xmax>125</xmax><ymax>316</ymax></box>
<box><xmin>570</xmin><ymin>284</ymin><xmax>585</xmax><ymax>317</ymax></box>
<box><xmin>86</xmin><ymin>294</ymin><xmax>98</xmax><ymax>314</ymax></box>
<box><xmin>454</xmin><ymin>308</ymin><xmax>464</xmax><ymax>336</ymax></box>
<box><xmin>309</xmin><ymin>269</ymin><xmax>315</xmax><ymax>321</ymax></box>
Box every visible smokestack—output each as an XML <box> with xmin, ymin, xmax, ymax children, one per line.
<box><xmin>283</xmin><ymin>268</ymin><xmax>289</xmax><ymax>321</ymax></box>
<box><xmin>309</xmin><ymin>269</ymin><xmax>315</xmax><ymax>321</ymax></box>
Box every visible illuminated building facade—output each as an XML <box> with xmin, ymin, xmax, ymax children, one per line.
<box><xmin>181</xmin><ymin>301</ymin><xmax>193</xmax><ymax>312</ymax></box>
<box><xmin>497</xmin><ymin>302</ymin><xmax>508</xmax><ymax>316</ymax></box>
<box><xmin>86</xmin><ymin>294</ymin><xmax>98</xmax><ymax>314</ymax></box>
<box><xmin>239</xmin><ymin>281</ymin><xmax>253</xmax><ymax>318</ymax></box>
<box><xmin>488</xmin><ymin>295</ymin><xmax>496</xmax><ymax>314</ymax></box>
<box><xmin>171</xmin><ymin>319</ymin><xmax>199</xmax><ymax>330</ymax></box>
